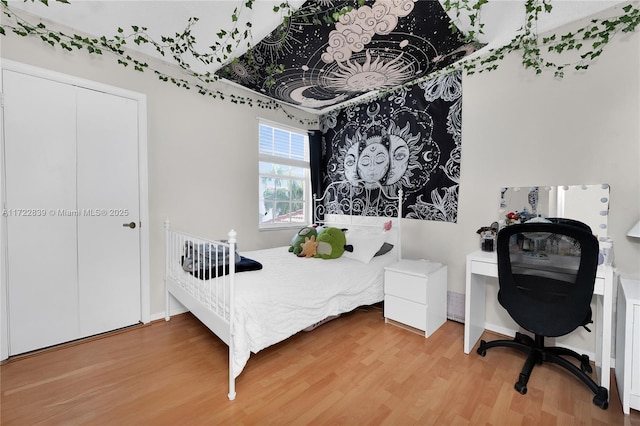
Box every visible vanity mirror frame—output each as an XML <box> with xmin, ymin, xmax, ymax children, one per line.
<box><xmin>498</xmin><ymin>184</ymin><xmax>610</xmax><ymax>240</ymax></box>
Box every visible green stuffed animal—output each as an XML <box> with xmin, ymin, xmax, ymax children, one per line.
<box><xmin>314</xmin><ymin>227</ymin><xmax>349</xmax><ymax>259</ymax></box>
<box><xmin>289</xmin><ymin>226</ymin><xmax>318</xmax><ymax>255</ymax></box>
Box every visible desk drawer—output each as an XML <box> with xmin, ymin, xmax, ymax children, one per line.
<box><xmin>384</xmin><ymin>295</ymin><xmax>426</xmax><ymax>331</ymax></box>
<box><xmin>471</xmin><ymin>261</ymin><xmax>498</xmax><ymax>277</ymax></box>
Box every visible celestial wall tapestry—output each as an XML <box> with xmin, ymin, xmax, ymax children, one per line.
<box><xmin>216</xmin><ymin>0</ymin><xmax>476</xmax><ymax>110</ymax></box>
<box><xmin>318</xmin><ymin>71</ymin><xmax>462</xmax><ymax>222</ymax></box>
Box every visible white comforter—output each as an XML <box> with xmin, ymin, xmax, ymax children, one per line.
<box><xmin>229</xmin><ymin>246</ymin><xmax>397</xmax><ymax>378</ymax></box>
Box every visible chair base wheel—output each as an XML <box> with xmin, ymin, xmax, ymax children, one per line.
<box><xmin>477</xmin><ymin>341</ymin><xmax>487</xmax><ymax>357</ymax></box>
<box><xmin>593</xmin><ymin>387</ymin><xmax>609</xmax><ymax>410</ymax></box>
<box><xmin>580</xmin><ymin>355</ymin><xmax>592</xmax><ymax>373</ymax></box>
<box><xmin>514</xmin><ymin>381</ymin><xmax>527</xmax><ymax>395</ymax></box>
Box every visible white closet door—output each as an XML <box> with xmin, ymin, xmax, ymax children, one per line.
<box><xmin>76</xmin><ymin>88</ymin><xmax>141</xmax><ymax>337</ymax></box>
<box><xmin>3</xmin><ymin>69</ymin><xmax>142</xmax><ymax>355</ymax></box>
<box><xmin>3</xmin><ymin>71</ymin><xmax>80</xmax><ymax>354</ymax></box>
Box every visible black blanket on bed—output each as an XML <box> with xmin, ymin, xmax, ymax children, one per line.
<box><xmin>182</xmin><ymin>255</ymin><xmax>262</xmax><ymax>280</ymax></box>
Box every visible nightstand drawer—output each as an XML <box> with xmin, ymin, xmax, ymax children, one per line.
<box><xmin>384</xmin><ymin>295</ymin><xmax>426</xmax><ymax>331</ymax></box>
<box><xmin>385</xmin><ymin>271</ymin><xmax>427</xmax><ymax>302</ymax></box>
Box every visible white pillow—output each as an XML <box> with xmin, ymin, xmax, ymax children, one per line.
<box><xmin>343</xmin><ymin>231</ymin><xmax>388</xmax><ymax>264</ymax></box>
<box><xmin>383</xmin><ymin>227</ymin><xmax>399</xmax><ymax>246</ymax></box>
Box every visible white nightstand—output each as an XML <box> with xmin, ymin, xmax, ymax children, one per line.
<box><xmin>616</xmin><ymin>277</ymin><xmax>640</xmax><ymax>415</ymax></box>
<box><xmin>384</xmin><ymin>259</ymin><xmax>447</xmax><ymax>338</ymax></box>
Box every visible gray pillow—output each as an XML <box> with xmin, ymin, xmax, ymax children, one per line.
<box><xmin>374</xmin><ymin>242</ymin><xmax>394</xmax><ymax>257</ymax></box>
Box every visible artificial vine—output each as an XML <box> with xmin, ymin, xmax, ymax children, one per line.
<box><xmin>443</xmin><ymin>0</ymin><xmax>488</xmax><ymax>42</ymax></box>
<box><xmin>0</xmin><ymin>0</ymin><xmax>321</xmax><ymax>125</ymax></box>
<box><xmin>1</xmin><ymin>0</ymin><xmax>638</xmax><ymax>121</ymax></box>
<box><xmin>444</xmin><ymin>0</ymin><xmax>640</xmax><ymax>77</ymax></box>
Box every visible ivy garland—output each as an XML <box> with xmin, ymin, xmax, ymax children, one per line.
<box><xmin>1</xmin><ymin>0</ymin><xmax>638</xmax><ymax>123</ymax></box>
<box><xmin>444</xmin><ymin>0</ymin><xmax>640</xmax><ymax>78</ymax></box>
<box><xmin>0</xmin><ymin>0</ymin><xmax>321</xmax><ymax>125</ymax></box>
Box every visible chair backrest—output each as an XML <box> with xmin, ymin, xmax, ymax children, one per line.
<box><xmin>496</xmin><ymin>221</ymin><xmax>599</xmax><ymax>337</ymax></box>
<box><xmin>546</xmin><ymin>217</ymin><xmax>593</xmax><ymax>232</ymax></box>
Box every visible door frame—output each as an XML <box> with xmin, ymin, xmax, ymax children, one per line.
<box><xmin>0</xmin><ymin>59</ymin><xmax>151</xmax><ymax>360</ymax></box>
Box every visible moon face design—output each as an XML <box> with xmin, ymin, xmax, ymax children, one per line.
<box><xmin>386</xmin><ymin>134</ymin><xmax>410</xmax><ymax>185</ymax></box>
<box><xmin>289</xmin><ymin>85</ymin><xmax>348</xmax><ymax>108</ymax></box>
<box><xmin>343</xmin><ymin>142</ymin><xmax>360</xmax><ymax>184</ymax></box>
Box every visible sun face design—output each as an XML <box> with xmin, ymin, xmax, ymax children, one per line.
<box><xmin>332</xmin><ymin>117</ymin><xmax>424</xmax><ymax>193</ymax></box>
<box><xmin>324</xmin><ymin>50</ymin><xmax>416</xmax><ymax>93</ymax></box>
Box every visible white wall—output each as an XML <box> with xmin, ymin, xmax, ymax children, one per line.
<box><xmin>1</xmin><ymin>5</ymin><xmax>638</xmax><ymax>357</ymax></box>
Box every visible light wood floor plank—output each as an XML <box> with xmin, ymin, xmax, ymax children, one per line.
<box><xmin>2</xmin><ymin>306</ymin><xmax>639</xmax><ymax>425</ymax></box>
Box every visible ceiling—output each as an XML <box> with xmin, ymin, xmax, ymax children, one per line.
<box><xmin>7</xmin><ymin>0</ymin><xmax>627</xmax><ymax>114</ymax></box>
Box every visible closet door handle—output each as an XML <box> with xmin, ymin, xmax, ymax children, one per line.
<box><xmin>123</xmin><ymin>222</ymin><xmax>136</xmax><ymax>229</ymax></box>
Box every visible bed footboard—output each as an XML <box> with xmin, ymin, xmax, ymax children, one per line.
<box><xmin>164</xmin><ymin>220</ymin><xmax>237</xmax><ymax>400</ymax></box>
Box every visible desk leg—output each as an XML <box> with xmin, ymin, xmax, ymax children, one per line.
<box><xmin>464</xmin><ymin>263</ymin><xmax>487</xmax><ymax>354</ymax></box>
<box><xmin>596</xmin><ymin>270</ymin><xmax>613</xmax><ymax>393</ymax></box>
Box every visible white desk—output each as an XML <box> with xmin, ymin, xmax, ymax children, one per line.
<box><xmin>464</xmin><ymin>250</ymin><xmax>614</xmax><ymax>392</ymax></box>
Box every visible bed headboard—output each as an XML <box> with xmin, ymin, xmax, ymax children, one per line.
<box><xmin>313</xmin><ymin>180</ymin><xmax>403</xmax><ymax>260</ymax></box>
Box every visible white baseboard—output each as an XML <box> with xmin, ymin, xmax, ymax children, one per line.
<box><xmin>484</xmin><ymin>322</ymin><xmax>517</xmax><ymax>339</ymax></box>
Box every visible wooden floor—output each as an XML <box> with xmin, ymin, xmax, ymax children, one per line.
<box><xmin>2</xmin><ymin>306</ymin><xmax>639</xmax><ymax>425</ymax></box>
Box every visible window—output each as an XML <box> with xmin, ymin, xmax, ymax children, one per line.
<box><xmin>258</xmin><ymin>121</ymin><xmax>310</xmax><ymax>229</ymax></box>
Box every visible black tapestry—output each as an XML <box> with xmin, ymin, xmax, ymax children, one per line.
<box><xmin>215</xmin><ymin>0</ymin><xmax>476</xmax><ymax>110</ymax></box>
<box><xmin>318</xmin><ymin>71</ymin><xmax>462</xmax><ymax>222</ymax></box>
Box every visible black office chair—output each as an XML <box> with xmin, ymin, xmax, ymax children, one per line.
<box><xmin>476</xmin><ymin>221</ymin><xmax>609</xmax><ymax>409</ymax></box>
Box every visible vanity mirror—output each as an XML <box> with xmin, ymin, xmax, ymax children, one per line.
<box><xmin>499</xmin><ymin>184</ymin><xmax>610</xmax><ymax>239</ymax></box>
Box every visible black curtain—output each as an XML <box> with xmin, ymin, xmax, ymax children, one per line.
<box><xmin>308</xmin><ymin>130</ymin><xmax>324</xmax><ymax>223</ymax></box>
<box><xmin>308</xmin><ymin>130</ymin><xmax>324</xmax><ymax>199</ymax></box>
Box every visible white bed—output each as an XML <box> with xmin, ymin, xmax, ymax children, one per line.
<box><xmin>164</xmin><ymin>181</ymin><xmax>402</xmax><ymax>399</ymax></box>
